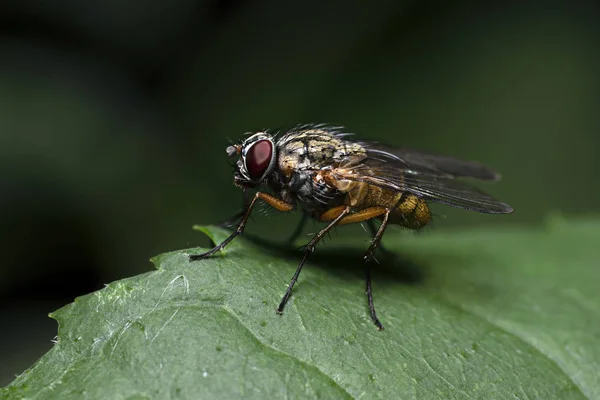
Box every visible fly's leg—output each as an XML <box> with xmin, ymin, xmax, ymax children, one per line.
<box><xmin>276</xmin><ymin>206</ymin><xmax>351</xmax><ymax>314</ymax></box>
<box><xmin>335</xmin><ymin>207</ymin><xmax>388</xmax><ymax>225</ymax></box>
<box><xmin>325</xmin><ymin>206</ymin><xmax>390</xmax><ymax>330</ymax></box>
<box><xmin>216</xmin><ymin>210</ymin><xmax>244</xmax><ymax>228</ymax></box>
<box><xmin>189</xmin><ymin>192</ymin><xmax>294</xmax><ymax>261</ymax></box>
<box><xmin>363</xmin><ymin>211</ymin><xmax>391</xmax><ymax>262</ymax></box>
<box><xmin>365</xmin><ymin>265</ymin><xmax>382</xmax><ymax>330</ymax></box>
<box><xmin>216</xmin><ymin>189</ymin><xmax>251</xmax><ymax>228</ymax></box>
<box><xmin>363</xmin><ymin>210</ymin><xmax>391</xmax><ymax>330</ymax></box>
<box><xmin>286</xmin><ymin>211</ymin><xmax>309</xmax><ymax>245</ymax></box>
<box><xmin>366</xmin><ymin>219</ymin><xmax>394</xmax><ymax>260</ymax></box>
<box><xmin>219</xmin><ymin>206</ymin><xmax>306</xmax><ymax>245</ymax></box>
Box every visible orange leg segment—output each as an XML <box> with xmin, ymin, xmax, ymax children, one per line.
<box><xmin>319</xmin><ymin>206</ymin><xmax>389</xmax><ymax>224</ymax></box>
<box><xmin>318</xmin><ymin>205</ymin><xmax>391</xmax><ymax>330</ymax></box>
<box><xmin>257</xmin><ymin>192</ymin><xmax>295</xmax><ymax>212</ymax></box>
<box><xmin>318</xmin><ymin>205</ymin><xmax>348</xmax><ymax>222</ymax></box>
<box><xmin>338</xmin><ymin>207</ymin><xmax>389</xmax><ymax>225</ymax></box>
<box><xmin>189</xmin><ymin>191</ymin><xmax>293</xmax><ymax>260</ymax></box>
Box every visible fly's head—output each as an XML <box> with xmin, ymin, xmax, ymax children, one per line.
<box><xmin>226</xmin><ymin>131</ymin><xmax>277</xmax><ymax>189</ymax></box>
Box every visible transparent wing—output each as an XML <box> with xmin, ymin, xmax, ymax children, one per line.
<box><xmin>358</xmin><ymin>142</ymin><xmax>502</xmax><ymax>181</ymax></box>
<box><xmin>397</xmin><ymin>174</ymin><xmax>512</xmax><ymax>213</ymax></box>
<box><xmin>332</xmin><ymin>144</ymin><xmax>513</xmax><ymax>214</ymax></box>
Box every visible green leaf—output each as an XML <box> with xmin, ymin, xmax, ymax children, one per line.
<box><xmin>3</xmin><ymin>217</ymin><xmax>599</xmax><ymax>399</ymax></box>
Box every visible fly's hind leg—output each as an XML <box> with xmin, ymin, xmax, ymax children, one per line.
<box><xmin>323</xmin><ymin>206</ymin><xmax>391</xmax><ymax>330</ymax></box>
<box><xmin>366</xmin><ymin>219</ymin><xmax>395</xmax><ymax>261</ymax></box>
<box><xmin>363</xmin><ymin>210</ymin><xmax>391</xmax><ymax>330</ymax></box>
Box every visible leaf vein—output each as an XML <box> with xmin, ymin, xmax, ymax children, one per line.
<box><xmin>220</xmin><ymin>304</ymin><xmax>355</xmax><ymax>399</ymax></box>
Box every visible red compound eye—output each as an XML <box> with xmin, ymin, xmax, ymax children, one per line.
<box><xmin>245</xmin><ymin>139</ymin><xmax>273</xmax><ymax>180</ymax></box>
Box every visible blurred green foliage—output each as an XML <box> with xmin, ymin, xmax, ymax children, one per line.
<box><xmin>1</xmin><ymin>0</ymin><xmax>599</xmax><ymax>387</ymax></box>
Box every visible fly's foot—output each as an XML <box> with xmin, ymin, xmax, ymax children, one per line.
<box><xmin>189</xmin><ymin>248</ymin><xmax>221</xmax><ymax>261</ymax></box>
<box><xmin>188</xmin><ymin>253</ymin><xmax>210</xmax><ymax>261</ymax></box>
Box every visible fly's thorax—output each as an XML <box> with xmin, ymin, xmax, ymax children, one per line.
<box><xmin>283</xmin><ymin>169</ymin><xmax>344</xmax><ymax>212</ymax></box>
<box><xmin>276</xmin><ymin>129</ymin><xmax>367</xmax><ymax>179</ymax></box>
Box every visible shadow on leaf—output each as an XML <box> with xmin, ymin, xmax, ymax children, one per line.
<box><xmin>234</xmin><ymin>230</ymin><xmax>428</xmax><ymax>288</ymax></box>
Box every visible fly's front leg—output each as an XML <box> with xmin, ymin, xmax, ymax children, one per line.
<box><xmin>189</xmin><ymin>192</ymin><xmax>294</xmax><ymax>261</ymax></box>
<box><xmin>216</xmin><ymin>210</ymin><xmax>244</xmax><ymax>228</ymax></box>
<box><xmin>216</xmin><ymin>189</ymin><xmax>251</xmax><ymax>228</ymax></box>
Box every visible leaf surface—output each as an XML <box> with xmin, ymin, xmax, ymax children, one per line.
<box><xmin>3</xmin><ymin>218</ymin><xmax>599</xmax><ymax>399</ymax></box>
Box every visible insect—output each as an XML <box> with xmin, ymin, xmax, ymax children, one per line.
<box><xmin>189</xmin><ymin>124</ymin><xmax>513</xmax><ymax>330</ymax></box>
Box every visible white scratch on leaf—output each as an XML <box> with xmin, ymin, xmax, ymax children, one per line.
<box><xmin>150</xmin><ymin>308</ymin><xmax>180</xmax><ymax>344</ymax></box>
<box><xmin>150</xmin><ymin>275</ymin><xmax>190</xmax><ymax>314</ymax></box>
<box><xmin>148</xmin><ymin>274</ymin><xmax>190</xmax><ymax>345</ymax></box>
<box><xmin>111</xmin><ymin>319</ymin><xmax>134</xmax><ymax>355</ymax></box>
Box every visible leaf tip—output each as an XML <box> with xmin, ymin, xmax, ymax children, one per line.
<box><xmin>192</xmin><ymin>224</ymin><xmax>213</xmax><ymax>238</ymax></box>
<box><xmin>191</xmin><ymin>224</ymin><xmax>233</xmax><ymax>256</ymax></box>
<box><xmin>48</xmin><ymin>307</ymin><xmax>66</xmax><ymax>335</ymax></box>
<box><xmin>149</xmin><ymin>254</ymin><xmax>162</xmax><ymax>270</ymax></box>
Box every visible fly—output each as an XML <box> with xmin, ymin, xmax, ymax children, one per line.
<box><xmin>189</xmin><ymin>124</ymin><xmax>513</xmax><ymax>330</ymax></box>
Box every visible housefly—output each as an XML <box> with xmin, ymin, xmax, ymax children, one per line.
<box><xmin>189</xmin><ymin>124</ymin><xmax>513</xmax><ymax>330</ymax></box>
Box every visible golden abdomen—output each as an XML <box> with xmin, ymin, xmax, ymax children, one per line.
<box><xmin>389</xmin><ymin>192</ymin><xmax>431</xmax><ymax>229</ymax></box>
<box><xmin>345</xmin><ymin>181</ymin><xmax>431</xmax><ymax>229</ymax></box>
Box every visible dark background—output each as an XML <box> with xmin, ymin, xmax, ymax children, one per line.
<box><xmin>1</xmin><ymin>0</ymin><xmax>599</xmax><ymax>386</ymax></box>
